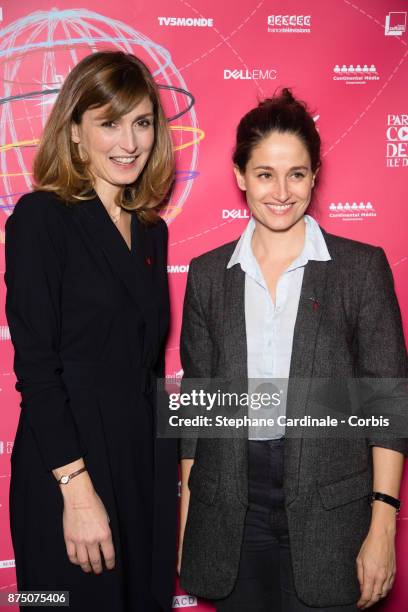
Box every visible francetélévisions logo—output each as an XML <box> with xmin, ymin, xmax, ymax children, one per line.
<box><xmin>267</xmin><ymin>14</ymin><xmax>311</xmax><ymax>33</ymax></box>
<box><xmin>384</xmin><ymin>12</ymin><xmax>407</xmax><ymax>36</ymax></box>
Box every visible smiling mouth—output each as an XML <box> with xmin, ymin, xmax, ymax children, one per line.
<box><xmin>110</xmin><ymin>156</ymin><xmax>139</xmax><ymax>166</ymax></box>
<box><xmin>265</xmin><ymin>203</ymin><xmax>295</xmax><ymax>210</ymax></box>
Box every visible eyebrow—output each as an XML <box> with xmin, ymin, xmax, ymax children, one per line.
<box><xmin>253</xmin><ymin>165</ymin><xmax>310</xmax><ymax>171</ymax></box>
<box><xmin>94</xmin><ymin>112</ymin><xmax>154</xmax><ymax>122</ymax></box>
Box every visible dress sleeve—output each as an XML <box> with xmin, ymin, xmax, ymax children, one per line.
<box><xmin>179</xmin><ymin>259</ymin><xmax>214</xmax><ymax>459</ymax></box>
<box><xmin>153</xmin><ymin>217</ymin><xmax>170</xmax><ymax>379</ymax></box>
<box><xmin>356</xmin><ymin>246</ymin><xmax>408</xmax><ymax>455</ymax></box>
<box><xmin>5</xmin><ymin>193</ymin><xmax>85</xmax><ymax>470</ymax></box>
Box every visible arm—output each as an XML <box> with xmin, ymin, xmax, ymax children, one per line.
<box><xmin>153</xmin><ymin>218</ymin><xmax>170</xmax><ymax>379</ymax></box>
<box><xmin>353</xmin><ymin>247</ymin><xmax>408</xmax><ymax>609</ymax></box>
<box><xmin>178</xmin><ymin>260</ymin><xmax>213</xmax><ymax>570</ymax></box>
<box><xmin>357</xmin><ymin>447</ymin><xmax>404</xmax><ymax>609</ymax></box>
<box><xmin>5</xmin><ymin>194</ymin><xmax>114</xmax><ymax>573</ymax></box>
<box><xmin>177</xmin><ymin>458</ymin><xmax>193</xmax><ymax>574</ymax></box>
<box><xmin>5</xmin><ymin>194</ymin><xmax>84</xmax><ymax>470</ymax></box>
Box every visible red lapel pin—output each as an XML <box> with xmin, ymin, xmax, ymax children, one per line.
<box><xmin>145</xmin><ymin>256</ymin><xmax>152</xmax><ymax>265</ymax></box>
<box><xmin>308</xmin><ymin>296</ymin><xmax>319</xmax><ymax>311</ymax></box>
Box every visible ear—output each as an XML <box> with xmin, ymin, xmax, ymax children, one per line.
<box><xmin>311</xmin><ymin>167</ymin><xmax>319</xmax><ymax>188</ymax></box>
<box><xmin>233</xmin><ymin>165</ymin><xmax>247</xmax><ymax>191</ymax></box>
<box><xmin>71</xmin><ymin>122</ymin><xmax>81</xmax><ymax>144</ymax></box>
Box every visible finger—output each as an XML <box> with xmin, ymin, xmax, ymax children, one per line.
<box><xmin>360</xmin><ymin>575</ymin><xmax>386</xmax><ymax>609</ymax></box>
<box><xmin>87</xmin><ymin>543</ymin><xmax>103</xmax><ymax>574</ymax></box>
<box><xmin>381</xmin><ymin>571</ymin><xmax>395</xmax><ymax>597</ymax></box>
<box><xmin>388</xmin><ymin>571</ymin><xmax>396</xmax><ymax>591</ymax></box>
<box><xmin>100</xmin><ymin>535</ymin><xmax>116</xmax><ymax>570</ymax></box>
<box><xmin>66</xmin><ymin>540</ymin><xmax>79</xmax><ymax>565</ymax></box>
<box><xmin>356</xmin><ymin>557</ymin><xmax>364</xmax><ymax>588</ymax></box>
<box><xmin>76</xmin><ymin>543</ymin><xmax>92</xmax><ymax>573</ymax></box>
<box><xmin>357</xmin><ymin>572</ymin><xmax>375</xmax><ymax>609</ymax></box>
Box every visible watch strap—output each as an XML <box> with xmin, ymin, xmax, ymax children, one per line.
<box><xmin>57</xmin><ymin>467</ymin><xmax>87</xmax><ymax>485</ymax></box>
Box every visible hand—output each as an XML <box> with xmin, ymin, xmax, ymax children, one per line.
<box><xmin>177</xmin><ymin>540</ymin><xmax>182</xmax><ymax>576</ymax></box>
<box><xmin>62</xmin><ymin>488</ymin><xmax>115</xmax><ymax>574</ymax></box>
<box><xmin>356</xmin><ymin>525</ymin><xmax>396</xmax><ymax>609</ymax></box>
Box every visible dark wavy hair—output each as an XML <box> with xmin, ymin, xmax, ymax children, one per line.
<box><xmin>233</xmin><ymin>88</ymin><xmax>321</xmax><ymax>175</ymax></box>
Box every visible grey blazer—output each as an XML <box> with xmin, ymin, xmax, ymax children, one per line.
<box><xmin>179</xmin><ymin>228</ymin><xmax>407</xmax><ymax>607</ymax></box>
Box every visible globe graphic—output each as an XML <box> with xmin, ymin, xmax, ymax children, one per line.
<box><xmin>0</xmin><ymin>8</ymin><xmax>202</xmax><ymax>223</ymax></box>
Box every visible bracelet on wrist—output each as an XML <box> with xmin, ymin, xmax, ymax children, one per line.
<box><xmin>370</xmin><ymin>491</ymin><xmax>401</xmax><ymax>513</ymax></box>
<box><xmin>57</xmin><ymin>467</ymin><xmax>87</xmax><ymax>485</ymax></box>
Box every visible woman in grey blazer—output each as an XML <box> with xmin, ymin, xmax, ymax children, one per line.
<box><xmin>177</xmin><ymin>89</ymin><xmax>407</xmax><ymax>611</ymax></box>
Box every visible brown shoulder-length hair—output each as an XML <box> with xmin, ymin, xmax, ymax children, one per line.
<box><xmin>33</xmin><ymin>50</ymin><xmax>174</xmax><ymax>223</ymax></box>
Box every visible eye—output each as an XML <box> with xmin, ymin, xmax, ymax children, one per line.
<box><xmin>291</xmin><ymin>172</ymin><xmax>306</xmax><ymax>179</ymax></box>
<box><xmin>257</xmin><ymin>172</ymin><xmax>273</xmax><ymax>179</ymax></box>
<box><xmin>101</xmin><ymin>120</ymin><xmax>116</xmax><ymax>128</ymax></box>
<box><xmin>136</xmin><ymin>118</ymin><xmax>153</xmax><ymax>128</ymax></box>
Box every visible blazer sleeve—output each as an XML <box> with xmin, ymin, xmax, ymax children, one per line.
<box><xmin>5</xmin><ymin>193</ymin><xmax>85</xmax><ymax>471</ymax></box>
<box><xmin>153</xmin><ymin>217</ymin><xmax>170</xmax><ymax>379</ymax></box>
<box><xmin>356</xmin><ymin>246</ymin><xmax>408</xmax><ymax>455</ymax></box>
<box><xmin>179</xmin><ymin>259</ymin><xmax>214</xmax><ymax>459</ymax></box>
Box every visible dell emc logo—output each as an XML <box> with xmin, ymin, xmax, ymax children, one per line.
<box><xmin>222</xmin><ymin>209</ymin><xmax>250</xmax><ymax>219</ymax></box>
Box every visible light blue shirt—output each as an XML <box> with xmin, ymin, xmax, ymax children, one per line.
<box><xmin>227</xmin><ymin>215</ymin><xmax>331</xmax><ymax>439</ymax></box>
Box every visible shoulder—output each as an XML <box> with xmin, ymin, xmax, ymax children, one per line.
<box><xmin>146</xmin><ymin>215</ymin><xmax>168</xmax><ymax>242</ymax></box>
<box><xmin>5</xmin><ymin>192</ymin><xmax>69</xmax><ymax>258</ymax></box>
<box><xmin>321</xmin><ymin>229</ymin><xmax>392</xmax><ymax>290</ymax></box>
<box><xmin>189</xmin><ymin>239</ymin><xmax>239</xmax><ymax>273</ymax></box>
<box><xmin>8</xmin><ymin>190</ymin><xmax>68</xmax><ymax>226</ymax></box>
<box><xmin>323</xmin><ymin>229</ymin><xmax>381</xmax><ymax>258</ymax></box>
<box><xmin>322</xmin><ymin>228</ymin><xmax>387</xmax><ymax>268</ymax></box>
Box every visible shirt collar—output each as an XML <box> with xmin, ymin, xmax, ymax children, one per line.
<box><xmin>226</xmin><ymin>214</ymin><xmax>331</xmax><ymax>272</ymax></box>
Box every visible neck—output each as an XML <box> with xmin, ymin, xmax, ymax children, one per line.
<box><xmin>94</xmin><ymin>182</ymin><xmax>122</xmax><ymax>217</ymax></box>
<box><xmin>251</xmin><ymin>216</ymin><xmax>306</xmax><ymax>263</ymax></box>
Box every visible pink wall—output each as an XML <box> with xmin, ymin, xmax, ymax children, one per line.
<box><xmin>0</xmin><ymin>1</ymin><xmax>407</xmax><ymax>609</ymax></box>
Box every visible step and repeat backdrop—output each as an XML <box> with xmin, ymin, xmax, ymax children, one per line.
<box><xmin>0</xmin><ymin>0</ymin><xmax>407</xmax><ymax>610</ymax></box>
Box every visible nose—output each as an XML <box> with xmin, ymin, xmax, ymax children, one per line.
<box><xmin>119</xmin><ymin>125</ymin><xmax>138</xmax><ymax>153</ymax></box>
<box><xmin>272</xmin><ymin>177</ymin><xmax>290</xmax><ymax>203</ymax></box>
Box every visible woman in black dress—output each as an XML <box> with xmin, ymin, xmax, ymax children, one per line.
<box><xmin>5</xmin><ymin>51</ymin><xmax>177</xmax><ymax>611</ymax></box>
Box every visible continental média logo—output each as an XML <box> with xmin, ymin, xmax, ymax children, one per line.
<box><xmin>328</xmin><ymin>201</ymin><xmax>376</xmax><ymax>221</ymax></box>
<box><xmin>333</xmin><ymin>64</ymin><xmax>379</xmax><ymax>84</ymax></box>
<box><xmin>157</xmin><ymin>16</ymin><xmax>213</xmax><ymax>27</ymax></box>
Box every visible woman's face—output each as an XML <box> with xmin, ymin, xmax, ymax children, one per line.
<box><xmin>234</xmin><ymin>131</ymin><xmax>316</xmax><ymax>233</ymax></box>
<box><xmin>71</xmin><ymin>95</ymin><xmax>155</xmax><ymax>201</ymax></box>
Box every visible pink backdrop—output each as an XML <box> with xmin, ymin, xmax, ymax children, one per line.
<box><xmin>0</xmin><ymin>1</ymin><xmax>407</xmax><ymax>609</ymax></box>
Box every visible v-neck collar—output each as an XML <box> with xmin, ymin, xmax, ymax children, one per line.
<box><xmin>73</xmin><ymin>195</ymin><xmax>152</xmax><ymax>307</ymax></box>
<box><xmin>92</xmin><ymin>194</ymin><xmax>134</xmax><ymax>254</ymax></box>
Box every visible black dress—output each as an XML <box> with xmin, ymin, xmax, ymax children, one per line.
<box><xmin>5</xmin><ymin>191</ymin><xmax>177</xmax><ymax>611</ymax></box>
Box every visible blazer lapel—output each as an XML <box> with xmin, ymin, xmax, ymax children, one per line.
<box><xmin>223</xmin><ymin>263</ymin><xmax>249</xmax><ymax>504</ymax></box>
<box><xmin>284</xmin><ymin>259</ymin><xmax>330</xmax><ymax>505</ymax></box>
<box><xmin>73</xmin><ymin>196</ymin><xmax>155</xmax><ymax>331</ymax></box>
